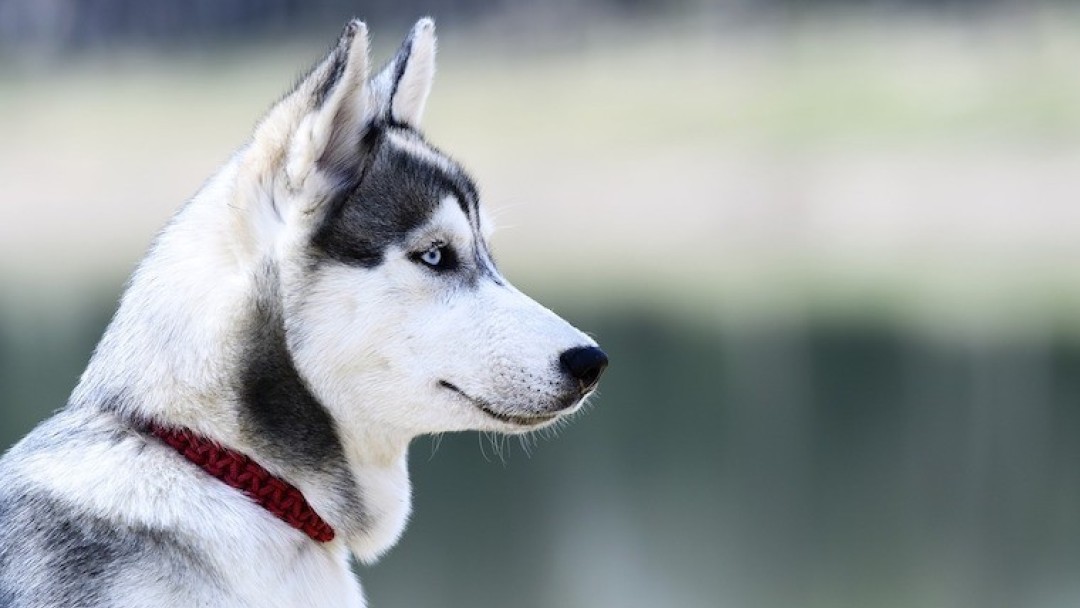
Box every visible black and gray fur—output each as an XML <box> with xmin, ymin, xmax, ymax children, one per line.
<box><xmin>0</xmin><ymin>17</ymin><xmax>605</xmax><ymax>608</ymax></box>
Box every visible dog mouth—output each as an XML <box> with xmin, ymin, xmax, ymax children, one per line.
<box><xmin>438</xmin><ymin>380</ymin><xmax>561</xmax><ymax>427</ymax></box>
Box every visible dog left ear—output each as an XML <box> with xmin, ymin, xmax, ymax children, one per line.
<box><xmin>284</xmin><ymin>20</ymin><xmax>371</xmax><ymax>186</ymax></box>
<box><xmin>369</xmin><ymin>18</ymin><xmax>437</xmax><ymax>129</ymax></box>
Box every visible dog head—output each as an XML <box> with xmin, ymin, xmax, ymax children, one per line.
<box><xmin>236</xmin><ymin>19</ymin><xmax>606</xmax><ymax>439</ymax></box>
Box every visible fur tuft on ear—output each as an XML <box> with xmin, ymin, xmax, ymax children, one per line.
<box><xmin>285</xmin><ymin>19</ymin><xmax>371</xmax><ymax>186</ymax></box>
<box><xmin>369</xmin><ymin>18</ymin><xmax>436</xmax><ymax>129</ymax></box>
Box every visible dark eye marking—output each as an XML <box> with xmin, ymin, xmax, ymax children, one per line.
<box><xmin>409</xmin><ymin>241</ymin><xmax>458</xmax><ymax>272</ymax></box>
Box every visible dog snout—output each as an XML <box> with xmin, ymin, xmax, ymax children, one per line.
<box><xmin>559</xmin><ymin>346</ymin><xmax>608</xmax><ymax>393</ymax></box>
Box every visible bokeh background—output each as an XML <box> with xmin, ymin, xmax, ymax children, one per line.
<box><xmin>3</xmin><ymin>1</ymin><xmax>1080</xmax><ymax>607</ymax></box>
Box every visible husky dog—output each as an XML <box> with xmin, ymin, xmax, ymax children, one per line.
<box><xmin>0</xmin><ymin>18</ymin><xmax>606</xmax><ymax>607</ymax></box>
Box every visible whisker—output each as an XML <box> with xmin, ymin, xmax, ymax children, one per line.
<box><xmin>427</xmin><ymin>433</ymin><xmax>444</xmax><ymax>461</ymax></box>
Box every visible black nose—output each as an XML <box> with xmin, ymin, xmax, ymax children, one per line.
<box><xmin>559</xmin><ymin>346</ymin><xmax>608</xmax><ymax>391</ymax></box>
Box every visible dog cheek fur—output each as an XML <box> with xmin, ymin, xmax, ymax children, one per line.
<box><xmin>285</xmin><ymin>262</ymin><xmax>435</xmax><ymax>432</ymax></box>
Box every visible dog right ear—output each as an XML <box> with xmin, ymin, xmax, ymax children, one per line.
<box><xmin>280</xmin><ymin>20</ymin><xmax>371</xmax><ymax>189</ymax></box>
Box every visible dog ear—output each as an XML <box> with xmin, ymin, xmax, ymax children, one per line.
<box><xmin>369</xmin><ymin>18</ymin><xmax>436</xmax><ymax>129</ymax></box>
<box><xmin>284</xmin><ymin>19</ymin><xmax>371</xmax><ymax>185</ymax></box>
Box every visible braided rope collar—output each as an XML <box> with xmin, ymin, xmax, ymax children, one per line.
<box><xmin>149</xmin><ymin>424</ymin><xmax>336</xmax><ymax>543</ymax></box>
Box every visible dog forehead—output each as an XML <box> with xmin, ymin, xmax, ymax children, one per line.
<box><xmin>425</xmin><ymin>195</ymin><xmax>473</xmax><ymax>235</ymax></box>
<box><xmin>309</xmin><ymin>127</ymin><xmax>480</xmax><ymax>267</ymax></box>
<box><xmin>384</xmin><ymin>130</ymin><xmax>456</xmax><ymax>178</ymax></box>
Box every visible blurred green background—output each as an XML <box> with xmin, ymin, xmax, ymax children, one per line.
<box><xmin>3</xmin><ymin>1</ymin><xmax>1080</xmax><ymax>607</ymax></box>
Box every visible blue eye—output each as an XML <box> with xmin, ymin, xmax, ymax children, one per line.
<box><xmin>420</xmin><ymin>246</ymin><xmax>442</xmax><ymax>267</ymax></box>
<box><xmin>412</xmin><ymin>243</ymin><xmax>457</xmax><ymax>271</ymax></box>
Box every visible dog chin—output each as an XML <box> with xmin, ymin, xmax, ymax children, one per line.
<box><xmin>438</xmin><ymin>380</ymin><xmax>577</xmax><ymax>430</ymax></box>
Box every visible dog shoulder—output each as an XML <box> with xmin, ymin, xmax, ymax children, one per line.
<box><xmin>0</xmin><ymin>412</ymin><xmax>225</xmax><ymax>607</ymax></box>
<box><xmin>0</xmin><ymin>408</ymin><xmax>363</xmax><ymax>607</ymax></box>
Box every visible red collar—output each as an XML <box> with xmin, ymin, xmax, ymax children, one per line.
<box><xmin>149</xmin><ymin>424</ymin><xmax>335</xmax><ymax>543</ymax></box>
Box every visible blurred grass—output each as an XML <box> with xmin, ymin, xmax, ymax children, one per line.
<box><xmin>3</xmin><ymin>11</ymin><xmax>1080</xmax><ymax>608</ymax></box>
<box><xmin>2</xmin><ymin>15</ymin><xmax>1080</xmax><ymax>334</ymax></box>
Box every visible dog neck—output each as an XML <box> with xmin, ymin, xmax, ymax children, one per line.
<box><xmin>68</xmin><ymin>159</ymin><xmax>414</xmax><ymax>561</ymax></box>
<box><xmin>149</xmin><ymin>423</ymin><xmax>337</xmax><ymax>542</ymax></box>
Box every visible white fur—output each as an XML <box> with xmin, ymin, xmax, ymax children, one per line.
<box><xmin>11</xmin><ymin>17</ymin><xmax>599</xmax><ymax>608</ymax></box>
<box><xmin>6</xmin><ymin>409</ymin><xmax>363</xmax><ymax>607</ymax></box>
<box><xmin>390</xmin><ymin>18</ymin><xmax>436</xmax><ymax>127</ymax></box>
<box><xmin>288</xmin><ymin>20</ymin><xmax>370</xmax><ymax>188</ymax></box>
<box><xmin>287</xmin><ymin>196</ymin><xmax>592</xmax><ymax>441</ymax></box>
